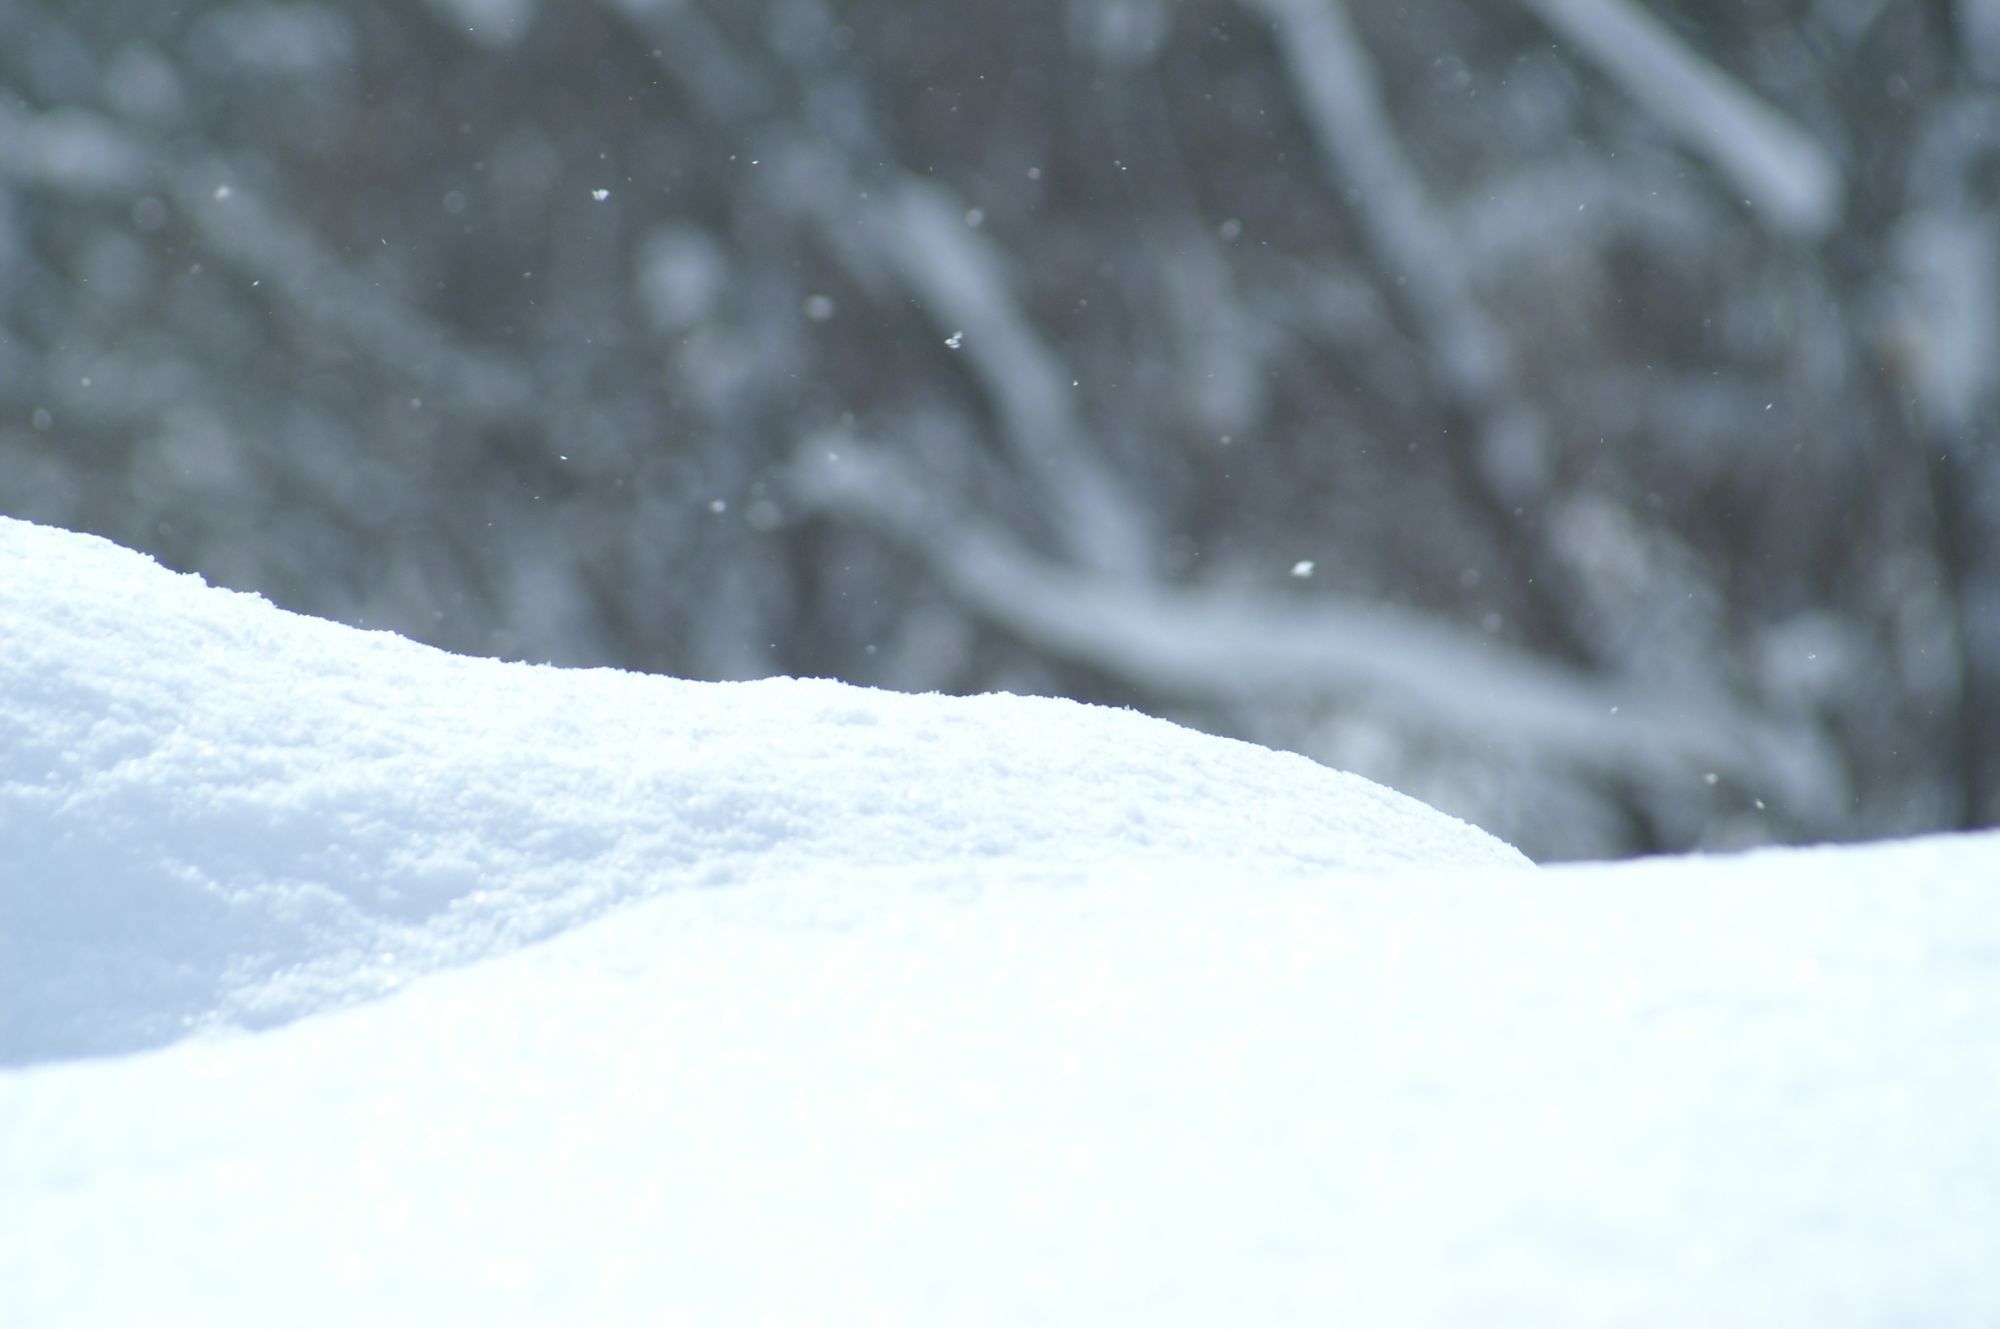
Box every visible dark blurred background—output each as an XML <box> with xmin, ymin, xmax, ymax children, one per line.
<box><xmin>4</xmin><ymin>0</ymin><xmax>1998</xmax><ymax>859</ymax></box>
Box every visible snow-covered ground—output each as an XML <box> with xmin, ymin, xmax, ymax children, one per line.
<box><xmin>3</xmin><ymin>515</ymin><xmax>1997</xmax><ymax>1327</ymax></box>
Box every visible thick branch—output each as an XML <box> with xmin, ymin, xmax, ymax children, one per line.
<box><xmin>1515</xmin><ymin>0</ymin><xmax>1842</xmax><ymax>237</ymax></box>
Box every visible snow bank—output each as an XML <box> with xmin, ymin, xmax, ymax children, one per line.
<box><xmin>0</xmin><ymin>516</ymin><xmax>1522</xmax><ymax>1063</ymax></box>
<box><xmin>4</xmin><ymin>838</ymin><xmax>1999</xmax><ymax>1327</ymax></box>
<box><xmin>4</xmin><ymin>516</ymin><xmax>1997</xmax><ymax>1329</ymax></box>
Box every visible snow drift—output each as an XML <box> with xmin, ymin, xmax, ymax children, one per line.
<box><xmin>3</xmin><ymin>516</ymin><xmax>1997</xmax><ymax>1329</ymax></box>
<box><xmin>0</xmin><ymin>515</ymin><xmax>1522</xmax><ymax>1063</ymax></box>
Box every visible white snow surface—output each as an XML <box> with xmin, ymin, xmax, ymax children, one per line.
<box><xmin>3</xmin><ymin>516</ymin><xmax>1998</xmax><ymax>1327</ymax></box>
<box><xmin>0</xmin><ymin>517</ymin><xmax>1519</xmax><ymax>1065</ymax></box>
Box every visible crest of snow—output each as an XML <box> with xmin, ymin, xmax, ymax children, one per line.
<box><xmin>3</xmin><ymin>517</ymin><xmax>1999</xmax><ymax>1326</ymax></box>
<box><xmin>0</xmin><ymin>517</ymin><xmax>1523</xmax><ymax>1065</ymax></box>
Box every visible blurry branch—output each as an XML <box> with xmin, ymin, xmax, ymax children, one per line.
<box><xmin>1888</xmin><ymin>211</ymin><xmax>2000</xmax><ymax>435</ymax></box>
<box><xmin>1246</xmin><ymin>0</ymin><xmax>1546</xmax><ymax>503</ymax></box>
<box><xmin>174</xmin><ymin>170</ymin><xmax>534</xmax><ymax>418</ymax></box>
<box><xmin>0</xmin><ymin>105</ymin><xmax>152</xmax><ymax>197</ymax></box>
<box><xmin>1515</xmin><ymin>0</ymin><xmax>1842</xmax><ymax>238</ymax></box>
<box><xmin>1969</xmin><ymin>0</ymin><xmax>2000</xmax><ymax>80</ymax></box>
<box><xmin>790</xmin><ymin>438</ymin><xmax>1849</xmax><ymax>827</ymax></box>
<box><xmin>1155</xmin><ymin>222</ymin><xmax>1273</xmax><ymax>437</ymax></box>
<box><xmin>1889</xmin><ymin>99</ymin><xmax>2000</xmax><ymax>825</ymax></box>
<box><xmin>1246</xmin><ymin>0</ymin><xmax>1619</xmax><ymax>670</ymax></box>
<box><xmin>873</xmin><ymin>180</ymin><xmax>1155</xmax><ymax>576</ymax></box>
<box><xmin>1452</xmin><ymin>153</ymin><xmax>1710</xmax><ymax>273</ymax></box>
<box><xmin>598</xmin><ymin>0</ymin><xmax>772</xmax><ymax>122</ymax></box>
<box><xmin>1893</xmin><ymin>99</ymin><xmax>2000</xmax><ymax>435</ymax></box>
<box><xmin>0</xmin><ymin>98</ymin><xmax>530</xmax><ymax>420</ymax></box>
<box><xmin>604</xmin><ymin>0</ymin><xmax>1152</xmax><ymax>576</ymax></box>
<box><xmin>766</xmin><ymin>152</ymin><xmax>1158</xmax><ymax>577</ymax></box>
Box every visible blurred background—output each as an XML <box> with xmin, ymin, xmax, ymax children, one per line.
<box><xmin>3</xmin><ymin>0</ymin><xmax>1997</xmax><ymax>860</ymax></box>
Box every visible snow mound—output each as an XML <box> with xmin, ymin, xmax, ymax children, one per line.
<box><xmin>0</xmin><ymin>517</ymin><xmax>1525</xmax><ymax>1064</ymax></box>
<box><xmin>6</xmin><ymin>516</ymin><xmax>2000</xmax><ymax>1328</ymax></box>
<box><xmin>4</xmin><ymin>838</ymin><xmax>1997</xmax><ymax>1327</ymax></box>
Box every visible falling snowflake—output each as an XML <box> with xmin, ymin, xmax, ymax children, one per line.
<box><xmin>944</xmin><ymin>331</ymin><xmax>964</xmax><ymax>349</ymax></box>
<box><xmin>591</xmin><ymin>188</ymin><xmax>611</xmax><ymax>201</ymax></box>
<box><xmin>1290</xmin><ymin>560</ymin><xmax>1315</xmax><ymax>579</ymax></box>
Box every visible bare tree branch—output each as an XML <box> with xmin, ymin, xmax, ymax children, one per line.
<box><xmin>791</xmin><ymin>437</ymin><xmax>1848</xmax><ymax>828</ymax></box>
<box><xmin>872</xmin><ymin>179</ymin><xmax>1156</xmax><ymax>576</ymax></box>
<box><xmin>1244</xmin><ymin>0</ymin><xmax>1632</xmax><ymax>675</ymax></box>
<box><xmin>176</xmin><ymin>168</ymin><xmax>534</xmax><ymax>418</ymax></box>
<box><xmin>1515</xmin><ymin>0</ymin><xmax>1842</xmax><ymax>237</ymax></box>
<box><xmin>1244</xmin><ymin>0</ymin><xmax>1544</xmax><ymax>499</ymax></box>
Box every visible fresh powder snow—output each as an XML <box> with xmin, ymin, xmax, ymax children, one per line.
<box><xmin>2</xmin><ymin>515</ymin><xmax>1997</xmax><ymax>1327</ymax></box>
<box><xmin>0</xmin><ymin>517</ymin><xmax>1523</xmax><ymax>1064</ymax></box>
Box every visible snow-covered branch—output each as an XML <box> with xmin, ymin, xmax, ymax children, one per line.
<box><xmin>0</xmin><ymin>105</ymin><xmax>151</xmax><ymax>197</ymax></box>
<box><xmin>599</xmin><ymin>0</ymin><xmax>770</xmax><ymax>123</ymax></box>
<box><xmin>765</xmin><ymin>149</ymin><xmax>1158</xmax><ymax>575</ymax></box>
<box><xmin>1246</xmin><ymin>0</ymin><xmax>1499</xmax><ymax>398</ymax></box>
<box><xmin>603</xmin><ymin>0</ymin><xmax>1155</xmax><ymax>578</ymax></box>
<box><xmin>0</xmin><ymin>97</ymin><xmax>532</xmax><ymax>419</ymax></box>
<box><xmin>864</xmin><ymin>180</ymin><xmax>1156</xmax><ymax>577</ymax></box>
<box><xmin>1515</xmin><ymin>0</ymin><xmax>1842</xmax><ymax>237</ymax></box>
<box><xmin>176</xmin><ymin>169</ymin><xmax>533</xmax><ymax>418</ymax></box>
<box><xmin>790</xmin><ymin>438</ymin><xmax>1847</xmax><ymax>825</ymax></box>
<box><xmin>1244</xmin><ymin>0</ymin><xmax>1549</xmax><ymax>506</ymax></box>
